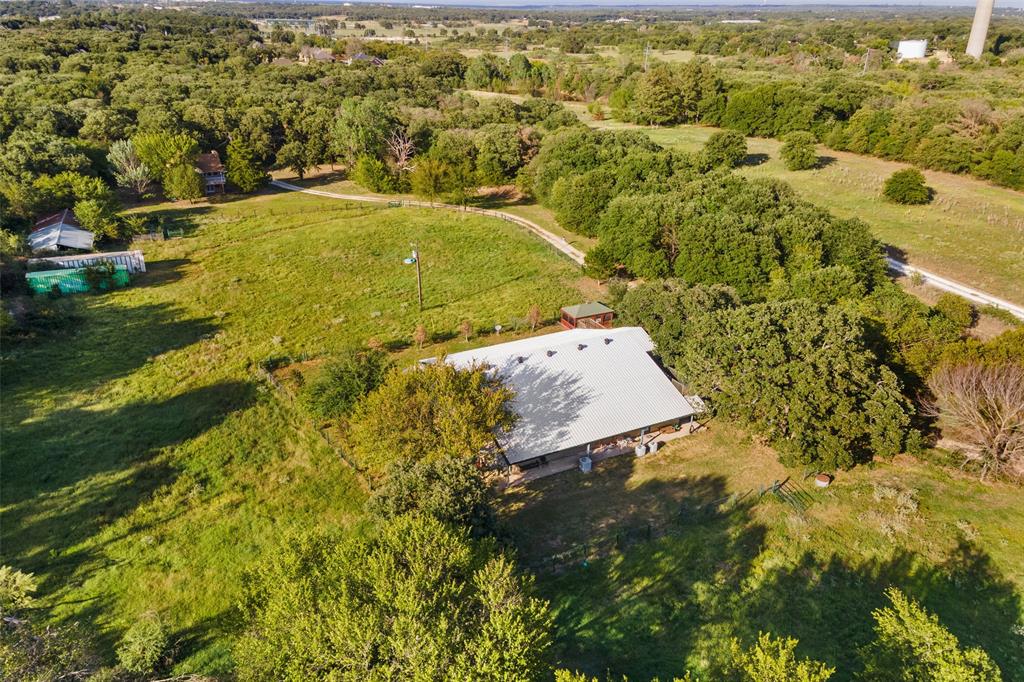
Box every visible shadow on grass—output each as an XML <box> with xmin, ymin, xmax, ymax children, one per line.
<box><xmin>136</xmin><ymin>258</ymin><xmax>191</xmax><ymax>287</ymax></box>
<box><xmin>1</xmin><ymin>301</ymin><xmax>218</xmax><ymax>405</ymax></box>
<box><xmin>1</xmin><ymin>380</ymin><xmax>257</xmax><ymax>589</ymax></box>
<box><xmin>739</xmin><ymin>539</ymin><xmax>1023</xmax><ymax>680</ymax></box>
<box><xmin>506</xmin><ymin>456</ymin><xmax>1023</xmax><ymax>680</ymax></box>
<box><xmin>144</xmin><ymin>205</ymin><xmax>215</xmax><ymax>237</ymax></box>
<box><xmin>507</xmin><ymin>461</ymin><xmax>762</xmax><ymax>679</ymax></box>
<box><xmin>742</xmin><ymin>153</ymin><xmax>770</xmax><ymax>167</ymax></box>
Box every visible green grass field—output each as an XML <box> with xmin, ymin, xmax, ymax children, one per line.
<box><xmin>0</xmin><ymin>190</ymin><xmax>585</xmax><ymax>674</ymax></box>
<box><xmin>4</xmin><ymin>187</ymin><xmax>1022</xmax><ymax>679</ymax></box>
<box><xmin>501</xmin><ymin>424</ymin><xmax>1024</xmax><ymax>680</ymax></box>
<box><xmin>566</xmin><ymin>105</ymin><xmax>1024</xmax><ymax>307</ymax></box>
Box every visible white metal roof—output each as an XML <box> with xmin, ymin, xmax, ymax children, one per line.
<box><xmin>27</xmin><ymin>216</ymin><xmax>95</xmax><ymax>253</ymax></box>
<box><xmin>440</xmin><ymin>327</ymin><xmax>698</xmax><ymax>464</ymax></box>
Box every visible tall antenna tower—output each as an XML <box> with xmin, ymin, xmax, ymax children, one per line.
<box><xmin>643</xmin><ymin>43</ymin><xmax>651</xmax><ymax>72</ymax></box>
<box><xmin>966</xmin><ymin>0</ymin><xmax>995</xmax><ymax>59</ymax></box>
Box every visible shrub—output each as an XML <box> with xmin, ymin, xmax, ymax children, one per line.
<box><xmin>979</xmin><ymin>305</ymin><xmax>1023</xmax><ymax>327</ymax></box>
<box><xmin>0</xmin><ymin>565</ymin><xmax>36</xmax><ymax>614</ymax></box>
<box><xmin>780</xmin><ymin>131</ymin><xmax>818</xmax><ymax>170</ymax></box>
<box><xmin>883</xmin><ymin>168</ymin><xmax>932</xmax><ymax>205</ymax></box>
<box><xmin>860</xmin><ymin>588</ymin><xmax>1001</xmax><ymax>681</ymax></box>
<box><xmin>933</xmin><ymin>293</ymin><xmax>975</xmax><ymax>330</ymax></box>
<box><xmin>116</xmin><ymin>612</ymin><xmax>168</xmax><ymax>675</ymax></box>
<box><xmin>299</xmin><ymin>347</ymin><xmax>392</xmax><ymax>420</ymax></box>
<box><xmin>82</xmin><ymin>261</ymin><xmax>117</xmax><ymax>292</ymax></box>
<box><xmin>351</xmin><ymin>156</ymin><xmax>395</xmax><ymax>193</ymax></box>
<box><xmin>367</xmin><ymin>455</ymin><xmax>495</xmax><ymax>536</ymax></box>
<box><xmin>702</xmin><ymin>130</ymin><xmax>747</xmax><ymax>169</ymax></box>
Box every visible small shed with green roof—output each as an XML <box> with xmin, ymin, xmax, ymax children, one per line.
<box><xmin>560</xmin><ymin>302</ymin><xmax>614</xmax><ymax>330</ymax></box>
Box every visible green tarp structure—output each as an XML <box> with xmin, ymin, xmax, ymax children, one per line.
<box><xmin>26</xmin><ymin>265</ymin><xmax>130</xmax><ymax>295</ymax></box>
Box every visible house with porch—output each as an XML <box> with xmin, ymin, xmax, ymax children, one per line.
<box><xmin>195</xmin><ymin>151</ymin><xmax>226</xmax><ymax>195</ymax></box>
<box><xmin>436</xmin><ymin>327</ymin><xmax>702</xmax><ymax>473</ymax></box>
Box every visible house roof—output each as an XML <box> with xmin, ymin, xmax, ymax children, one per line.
<box><xmin>28</xmin><ymin>209</ymin><xmax>94</xmax><ymax>252</ymax></box>
<box><xmin>195</xmin><ymin>151</ymin><xmax>224</xmax><ymax>173</ymax></box>
<box><xmin>300</xmin><ymin>46</ymin><xmax>335</xmax><ymax>61</ymax></box>
<box><xmin>437</xmin><ymin>327</ymin><xmax>698</xmax><ymax>464</ymax></box>
<box><xmin>561</xmin><ymin>301</ymin><xmax>614</xmax><ymax>318</ymax></box>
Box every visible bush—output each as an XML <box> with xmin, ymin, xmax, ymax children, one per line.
<box><xmin>299</xmin><ymin>347</ymin><xmax>392</xmax><ymax>420</ymax></box>
<box><xmin>82</xmin><ymin>261</ymin><xmax>117</xmax><ymax>292</ymax></box>
<box><xmin>933</xmin><ymin>293</ymin><xmax>975</xmax><ymax>330</ymax></box>
<box><xmin>701</xmin><ymin>130</ymin><xmax>747</xmax><ymax>169</ymax></box>
<box><xmin>351</xmin><ymin>156</ymin><xmax>395</xmax><ymax>193</ymax></box>
<box><xmin>367</xmin><ymin>455</ymin><xmax>495</xmax><ymax>536</ymax></box>
<box><xmin>780</xmin><ymin>131</ymin><xmax>818</xmax><ymax>170</ymax></box>
<box><xmin>883</xmin><ymin>168</ymin><xmax>932</xmax><ymax>205</ymax></box>
<box><xmin>116</xmin><ymin>612</ymin><xmax>168</xmax><ymax>675</ymax></box>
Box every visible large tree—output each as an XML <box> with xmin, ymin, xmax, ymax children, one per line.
<box><xmin>225</xmin><ymin>137</ymin><xmax>267</xmax><ymax>193</ymax></box>
<box><xmin>347</xmin><ymin>362</ymin><xmax>516</xmax><ymax>478</ymax></box>
<box><xmin>673</xmin><ymin>299</ymin><xmax>912</xmax><ymax>469</ymax></box>
<box><xmin>235</xmin><ymin>516</ymin><xmax>552</xmax><ymax>681</ymax></box>
<box><xmin>132</xmin><ymin>131</ymin><xmax>199</xmax><ymax>182</ymax></box>
<box><xmin>331</xmin><ymin>96</ymin><xmax>399</xmax><ymax>165</ymax></box>
<box><xmin>107</xmin><ymin>139</ymin><xmax>152</xmax><ymax>198</ymax></box>
<box><xmin>860</xmin><ymin>588</ymin><xmax>1002</xmax><ymax>682</ymax></box>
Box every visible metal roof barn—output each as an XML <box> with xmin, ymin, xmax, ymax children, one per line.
<box><xmin>28</xmin><ymin>210</ymin><xmax>95</xmax><ymax>253</ymax></box>
<box><xmin>438</xmin><ymin>327</ymin><xmax>699</xmax><ymax>465</ymax></box>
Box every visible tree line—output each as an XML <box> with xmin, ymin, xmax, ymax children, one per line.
<box><xmin>466</xmin><ymin>52</ymin><xmax>1023</xmax><ymax>190</ymax></box>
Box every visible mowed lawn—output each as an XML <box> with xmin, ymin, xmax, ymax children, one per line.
<box><xmin>566</xmin><ymin>105</ymin><xmax>1024</xmax><ymax>307</ymax></box>
<box><xmin>500</xmin><ymin>424</ymin><xmax>1024</xmax><ymax>681</ymax></box>
<box><xmin>0</xmin><ymin>189</ymin><xmax>585</xmax><ymax>674</ymax></box>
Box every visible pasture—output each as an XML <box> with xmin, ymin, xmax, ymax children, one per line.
<box><xmin>3</xmin><ymin>187</ymin><xmax>1021</xmax><ymax>680</ymax></box>
<box><xmin>0</xmin><ymin>189</ymin><xmax>585</xmax><ymax>673</ymax></box>
<box><xmin>501</xmin><ymin>424</ymin><xmax>1024</xmax><ymax>680</ymax></box>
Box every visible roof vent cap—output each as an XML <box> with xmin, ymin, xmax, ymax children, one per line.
<box><xmin>577</xmin><ymin>344</ymin><xmax>587</xmax><ymax>351</ymax></box>
<box><xmin>604</xmin><ymin>338</ymin><xmax>612</xmax><ymax>345</ymax></box>
<box><xmin>546</xmin><ymin>350</ymin><xmax>556</xmax><ymax>357</ymax></box>
<box><xmin>517</xmin><ymin>356</ymin><xmax>525</xmax><ymax>364</ymax></box>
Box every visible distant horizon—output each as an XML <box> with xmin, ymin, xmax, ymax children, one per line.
<box><xmin>237</xmin><ymin>0</ymin><xmax>1024</xmax><ymax>9</ymax></box>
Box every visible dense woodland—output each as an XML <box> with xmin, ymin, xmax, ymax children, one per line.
<box><xmin>1</xmin><ymin>3</ymin><xmax>1023</xmax><ymax>681</ymax></box>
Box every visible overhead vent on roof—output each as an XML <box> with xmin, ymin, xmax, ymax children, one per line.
<box><xmin>577</xmin><ymin>344</ymin><xmax>587</xmax><ymax>351</ymax></box>
<box><xmin>517</xmin><ymin>356</ymin><xmax>525</xmax><ymax>364</ymax></box>
<box><xmin>604</xmin><ymin>338</ymin><xmax>613</xmax><ymax>345</ymax></box>
<box><xmin>546</xmin><ymin>350</ymin><xmax>556</xmax><ymax>357</ymax></box>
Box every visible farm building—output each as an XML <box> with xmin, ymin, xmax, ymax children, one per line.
<box><xmin>560</xmin><ymin>302</ymin><xmax>614</xmax><ymax>329</ymax></box>
<box><xmin>343</xmin><ymin>52</ymin><xmax>385</xmax><ymax>66</ymax></box>
<box><xmin>298</xmin><ymin>46</ymin><xmax>335</xmax><ymax>64</ymax></box>
<box><xmin>28</xmin><ymin>210</ymin><xmax>95</xmax><ymax>253</ymax></box>
<box><xmin>195</xmin><ymin>151</ymin><xmax>226</xmax><ymax>195</ymax></box>
<box><xmin>438</xmin><ymin>327</ymin><xmax>701</xmax><ymax>469</ymax></box>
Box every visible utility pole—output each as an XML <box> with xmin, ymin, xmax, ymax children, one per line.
<box><xmin>406</xmin><ymin>244</ymin><xmax>423</xmax><ymax>312</ymax></box>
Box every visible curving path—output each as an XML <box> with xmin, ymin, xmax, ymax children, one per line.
<box><xmin>271</xmin><ymin>180</ymin><xmax>1024</xmax><ymax>320</ymax></box>
<box><xmin>270</xmin><ymin>179</ymin><xmax>585</xmax><ymax>264</ymax></box>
